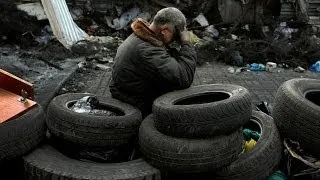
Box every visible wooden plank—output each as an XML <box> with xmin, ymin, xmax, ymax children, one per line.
<box><xmin>0</xmin><ymin>69</ymin><xmax>34</xmax><ymax>100</ymax></box>
<box><xmin>0</xmin><ymin>88</ymin><xmax>37</xmax><ymax>123</ymax></box>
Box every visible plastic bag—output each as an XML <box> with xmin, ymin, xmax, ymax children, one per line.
<box><xmin>244</xmin><ymin>139</ymin><xmax>257</xmax><ymax>152</ymax></box>
<box><xmin>256</xmin><ymin>101</ymin><xmax>272</xmax><ymax>115</ymax></box>
<box><xmin>243</xmin><ymin>129</ymin><xmax>260</xmax><ymax>141</ymax></box>
<box><xmin>312</xmin><ymin>61</ymin><xmax>320</xmax><ymax>72</ymax></box>
<box><xmin>242</xmin><ymin>129</ymin><xmax>260</xmax><ymax>153</ymax></box>
<box><xmin>249</xmin><ymin>63</ymin><xmax>266</xmax><ymax>71</ymax></box>
<box><xmin>268</xmin><ymin>171</ymin><xmax>287</xmax><ymax>180</ymax></box>
<box><xmin>71</xmin><ymin>96</ymin><xmax>99</xmax><ymax>114</ymax></box>
<box><xmin>71</xmin><ymin>96</ymin><xmax>117</xmax><ymax>116</ymax></box>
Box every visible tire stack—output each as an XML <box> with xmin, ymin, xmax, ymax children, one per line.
<box><xmin>139</xmin><ymin>85</ymin><xmax>248</xmax><ymax>174</ymax></box>
<box><xmin>23</xmin><ymin>93</ymin><xmax>160</xmax><ymax>180</ymax></box>
<box><xmin>272</xmin><ymin>78</ymin><xmax>320</xmax><ymax>157</ymax></box>
<box><xmin>139</xmin><ymin>84</ymin><xmax>283</xmax><ymax>180</ymax></box>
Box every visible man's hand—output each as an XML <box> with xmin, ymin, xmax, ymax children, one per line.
<box><xmin>179</xmin><ymin>29</ymin><xmax>190</xmax><ymax>42</ymax></box>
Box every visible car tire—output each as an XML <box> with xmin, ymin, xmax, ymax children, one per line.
<box><xmin>46</xmin><ymin>93</ymin><xmax>142</xmax><ymax>148</ymax></box>
<box><xmin>23</xmin><ymin>144</ymin><xmax>160</xmax><ymax>180</ymax></box>
<box><xmin>153</xmin><ymin>84</ymin><xmax>252</xmax><ymax>138</ymax></box>
<box><xmin>0</xmin><ymin>104</ymin><xmax>46</xmax><ymax>161</ymax></box>
<box><xmin>272</xmin><ymin>78</ymin><xmax>320</xmax><ymax>156</ymax></box>
<box><xmin>215</xmin><ymin>111</ymin><xmax>282</xmax><ymax>180</ymax></box>
<box><xmin>139</xmin><ymin>114</ymin><xmax>244</xmax><ymax>173</ymax></box>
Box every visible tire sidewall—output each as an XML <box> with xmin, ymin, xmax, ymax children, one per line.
<box><xmin>153</xmin><ymin>84</ymin><xmax>250</xmax><ymax>110</ymax></box>
<box><xmin>23</xmin><ymin>145</ymin><xmax>160</xmax><ymax>180</ymax></box>
<box><xmin>215</xmin><ymin>111</ymin><xmax>282</xmax><ymax>179</ymax></box>
<box><xmin>47</xmin><ymin>93</ymin><xmax>141</xmax><ymax>126</ymax></box>
<box><xmin>284</xmin><ymin>78</ymin><xmax>320</xmax><ymax>112</ymax></box>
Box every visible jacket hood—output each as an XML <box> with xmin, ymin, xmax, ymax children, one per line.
<box><xmin>131</xmin><ymin>18</ymin><xmax>164</xmax><ymax>47</ymax></box>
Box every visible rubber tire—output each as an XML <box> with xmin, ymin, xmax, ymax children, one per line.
<box><xmin>272</xmin><ymin>78</ymin><xmax>320</xmax><ymax>156</ymax></box>
<box><xmin>153</xmin><ymin>84</ymin><xmax>252</xmax><ymax>138</ymax></box>
<box><xmin>139</xmin><ymin>114</ymin><xmax>244</xmax><ymax>173</ymax></box>
<box><xmin>23</xmin><ymin>145</ymin><xmax>161</xmax><ymax>180</ymax></box>
<box><xmin>0</xmin><ymin>104</ymin><xmax>46</xmax><ymax>161</ymax></box>
<box><xmin>46</xmin><ymin>93</ymin><xmax>142</xmax><ymax>148</ymax></box>
<box><xmin>215</xmin><ymin>111</ymin><xmax>282</xmax><ymax>180</ymax></box>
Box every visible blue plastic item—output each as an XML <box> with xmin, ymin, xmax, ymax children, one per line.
<box><xmin>249</xmin><ymin>63</ymin><xmax>266</xmax><ymax>71</ymax></box>
<box><xmin>243</xmin><ymin>129</ymin><xmax>260</xmax><ymax>141</ymax></box>
<box><xmin>268</xmin><ymin>171</ymin><xmax>287</xmax><ymax>180</ymax></box>
<box><xmin>312</xmin><ymin>60</ymin><xmax>320</xmax><ymax>72</ymax></box>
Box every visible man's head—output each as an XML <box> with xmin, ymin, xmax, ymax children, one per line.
<box><xmin>150</xmin><ymin>7</ymin><xmax>186</xmax><ymax>45</ymax></box>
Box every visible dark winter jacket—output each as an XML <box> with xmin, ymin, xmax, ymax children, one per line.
<box><xmin>110</xmin><ymin>18</ymin><xmax>197</xmax><ymax>117</ymax></box>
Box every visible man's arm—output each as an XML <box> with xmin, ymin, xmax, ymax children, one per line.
<box><xmin>137</xmin><ymin>41</ymin><xmax>197</xmax><ymax>89</ymax></box>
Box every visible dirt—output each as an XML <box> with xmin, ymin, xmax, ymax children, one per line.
<box><xmin>57</xmin><ymin>62</ymin><xmax>111</xmax><ymax>95</ymax></box>
<box><xmin>0</xmin><ymin>0</ymin><xmax>42</xmax><ymax>46</ymax></box>
<box><xmin>30</xmin><ymin>41</ymin><xmax>80</xmax><ymax>61</ymax></box>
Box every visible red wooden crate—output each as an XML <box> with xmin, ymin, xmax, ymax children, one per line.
<box><xmin>0</xmin><ymin>69</ymin><xmax>37</xmax><ymax>123</ymax></box>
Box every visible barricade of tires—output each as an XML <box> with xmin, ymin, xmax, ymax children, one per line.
<box><xmin>272</xmin><ymin>78</ymin><xmax>320</xmax><ymax>157</ymax></box>
<box><xmin>15</xmin><ymin>82</ymin><xmax>287</xmax><ymax>179</ymax></box>
<box><xmin>139</xmin><ymin>84</ymin><xmax>282</xmax><ymax>180</ymax></box>
<box><xmin>23</xmin><ymin>93</ymin><xmax>160</xmax><ymax>180</ymax></box>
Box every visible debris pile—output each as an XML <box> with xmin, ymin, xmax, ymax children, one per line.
<box><xmin>0</xmin><ymin>0</ymin><xmax>41</xmax><ymax>46</ymax></box>
<box><xmin>2</xmin><ymin>0</ymin><xmax>320</xmax><ymax>70</ymax></box>
<box><xmin>211</xmin><ymin>24</ymin><xmax>320</xmax><ymax>69</ymax></box>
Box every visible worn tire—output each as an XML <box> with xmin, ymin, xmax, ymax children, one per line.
<box><xmin>46</xmin><ymin>93</ymin><xmax>142</xmax><ymax>148</ymax></box>
<box><xmin>139</xmin><ymin>114</ymin><xmax>244</xmax><ymax>173</ymax></box>
<box><xmin>0</xmin><ymin>105</ymin><xmax>46</xmax><ymax>161</ymax></box>
<box><xmin>215</xmin><ymin>111</ymin><xmax>282</xmax><ymax>180</ymax></box>
<box><xmin>153</xmin><ymin>84</ymin><xmax>252</xmax><ymax>138</ymax></box>
<box><xmin>272</xmin><ymin>78</ymin><xmax>320</xmax><ymax>156</ymax></box>
<box><xmin>23</xmin><ymin>145</ymin><xmax>160</xmax><ymax>180</ymax></box>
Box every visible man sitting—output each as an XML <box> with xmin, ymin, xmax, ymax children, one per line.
<box><xmin>110</xmin><ymin>7</ymin><xmax>197</xmax><ymax>117</ymax></box>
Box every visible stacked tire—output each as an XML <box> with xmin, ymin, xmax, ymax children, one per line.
<box><xmin>0</xmin><ymin>104</ymin><xmax>46</xmax><ymax>162</ymax></box>
<box><xmin>139</xmin><ymin>84</ymin><xmax>282</xmax><ymax>180</ymax></box>
<box><xmin>214</xmin><ymin>110</ymin><xmax>282</xmax><ymax>180</ymax></box>
<box><xmin>272</xmin><ymin>78</ymin><xmax>320</xmax><ymax>157</ymax></box>
<box><xmin>23</xmin><ymin>93</ymin><xmax>160</xmax><ymax>180</ymax></box>
<box><xmin>0</xmin><ymin>104</ymin><xmax>46</xmax><ymax>179</ymax></box>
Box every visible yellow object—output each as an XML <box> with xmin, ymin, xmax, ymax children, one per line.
<box><xmin>188</xmin><ymin>31</ymin><xmax>201</xmax><ymax>45</ymax></box>
<box><xmin>244</xmin><ymin>139</ymin><xmax>257</xmax><ymax>152</ymax></box>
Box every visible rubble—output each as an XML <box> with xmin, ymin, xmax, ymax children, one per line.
<box><xmin>0</xmin><ymin>0</ymin><xmax>41</xmax><ymax>45</ymax></box>
<box><xmin>228</xmin><ymin>67</ymin><xmax>235</xmax><ymax>74</ymax></box>
<box><xmin>95</xmin><ymin>64</ymin><xmax>111</xmax><ymax>71</ymax></box>
<box><xmin>17</xmin><ymin>2</ymin><xmax>47</xmax><ymax>20</ymax></box>
<box><xmin>266</xmin><ymin>62</ymin><xmax>277</xmax><ymax>72</ymax></box>
<box><xmin>231</xmin><ymin>51</ymin><xmax>243</xmax><ymax>67</ymax></box>
<box><xmin>294</xmin><ymin>66</ymin><xmax>306</xmax><ymax>73</ymax></box>
<box><xmin>274</xmin><ymin>22</ymin><xmax>298</xmax><ymax>40</ymax></box>
<box><xmin>193</xmin><ymin>13</ymin><xmax>209</xmax><ymax>27</ymax></box>
<box><xmin>1</xmin><ymin>0</ymin><xmax>320</xmax><ymax>71</ymax></box>
<box><xmin>203</xmin><ymin>25</ymin><xmax>219</xmax><ymax>39</ymax></box>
